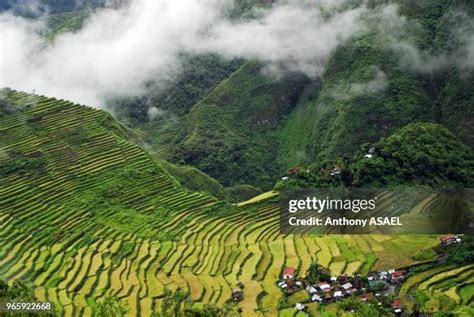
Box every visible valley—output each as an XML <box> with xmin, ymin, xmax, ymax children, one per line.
<box><xmin>0</xmin><ymin>90</ymin><xmax>471</xmax><ymax>316</ymax></box>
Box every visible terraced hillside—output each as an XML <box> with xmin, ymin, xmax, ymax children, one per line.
<box><xmin>399</xmin><ymin>264</ymin><xmax>474</xmax><ymax>315</ymax></box>
<box><xmin>0</xmin><ymin>90</ymin><xmax>439</xmax><ymax>316</ymax></box>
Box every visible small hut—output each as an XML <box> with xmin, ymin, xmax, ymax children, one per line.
<box><xmin>232</xmin><ymin>288</ymin><xmax>243</xmax><ymax>302</ymax></box>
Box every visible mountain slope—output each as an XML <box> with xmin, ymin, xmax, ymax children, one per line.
<box><xmin>272</xmin><ymin>0</ymin><xmax>474</xmax><ymax>172</ymax></box>
<box><xmin>352</xmin><ymin>122</ymin><xmax>474</xmax><ymax>187</ymax></box>
<box><xmin>277</xmin><ymin>122</ymin><xmax>474</xmax><ymax>189</ymax></box>
<box><xmin>170</xmin><ymin>62</ymin><xmax>309</xmax><ymax>189</ymax></box>
<box><xmin>0</xmin><ymin>89</ymin><xmax>439</xmax><ymax>316</ymax></box>
<box><xmin>0</xmin><ymin>88</ymin><xmax>217</xmax><ymax>240</ymax></box>
<box><xmin>130</xmin><ymin>1</ymin><xmax>474</xmax><ymax>190</ymax></box>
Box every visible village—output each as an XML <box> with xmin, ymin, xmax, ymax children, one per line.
<box><xmin>276</xmin><ymin>264</ymin><xmax>407</xmax><ymax>315</ymax></box>
<box><xmin>281</xmin><ymin>148</ymin><xmax>377</xmax><ymax>182</ymax></box>
<box><xmin>230</xmin><ymin>234</ymin><xmax>463</xmax><ymax>315</ymax></box>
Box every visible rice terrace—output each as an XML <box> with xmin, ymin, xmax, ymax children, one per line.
<box><xmin>1</xmin><ymin>0</ymin><xmax>474</xmax><ymax>316</ymax></box>
<box><xmin>0</xmin><ymin>90</ymin><xmax>472</xmax><ymax>316</ymax></box>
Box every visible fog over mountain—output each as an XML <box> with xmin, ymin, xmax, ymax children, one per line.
<box><xmin>0</xmin><ymin>0</ymin><xmax>364</xmax><ymax>106</ymax></box>
<box><xmin>0</xmin><ymin>0</ymin><xmax>472</xmax><ymax>107</ymax></box>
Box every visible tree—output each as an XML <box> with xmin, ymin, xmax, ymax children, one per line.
<box><xmin>7</xmin><ymin>280</ymin><xmax>35</xmax><ymax>301</ymax></box>
<box><xmin>339</xmin><ymin>297</ymin><xmax>391</xmax><ymax>316</ymax></box>
<box><xmin>446</xmin><ymin>235</ymin><xmax>474</xmax><ymax>264</ymax></box>
<box><xmin>355</xmin><ymin>304</ymin><xmax>391</xmax><ymax>317</ymax></box>
<box><xmin>94</xmin><ymin>295</ymin><xmax>128</xmax><ymax>317</ymax></box>
<box><xmin>160</xmin><ymin>288</ymin><xmax>191</xmax><ymax>316</ymax></box>
<box><xmin>200</xmin><ymin>303</ymin><xmax>238</xmax><ymax>317</ymax></box>
<box><xmin>306</xmin><ymin>262</ymin><xmax>332</xmax><ymax>283</ymax></box>
<box><xmin>318</xmin><ymin>267</ymin><xmax>331</xmax><ymax>282</ymax></box>
<box><xmin>351</xmin><ymin>274</ymin><xmax>368</xmax><ymax>289</ymax></box>
<box><xmin>307</xmin><ymin>262</ymin><xmax>320</xmax><ymax>284</ymax></box>
<box><xmin>0</xmin><ymin>280</ymin><xmax>8</xmax><ymax>297</ymax></box>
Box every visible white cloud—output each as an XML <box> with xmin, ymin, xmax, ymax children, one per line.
<box><xmin>201</xmin><ymin>1</ymin><xmax>365</xmax><ymax>78</ymax></box>
<box><xmin>330</xmin><ymin>67</ymin><xmax>388</xmax><ymax>101</ymax></box>
<box><xmin>1</xmin><ymin>0</ymin><xmax>225</xmax><ymax>106</ymax></box>
<box><xmin>349</xmin><ymin>68</ymin><xmax>387</xmax><ymax>96</ymax></box>
<box><xmin>391</xmin><ymin>41</ymin><xmax>450</xmax><ymax>73</ymax></box>
<box><xmin>0</xmin><ymin>0</ymin><xmax>365</xmax><ymax>107</ymax></box>
<box><xmin>147</xmin><ymin>106</ymin><xmax>172</xmax><ymax>121</ymax></box>
<box><xmin>370</xmin><ymin>4</ymin><xmax>474</xmax><ymax>74</ymax></box>
<box><xmin>451</xmin><ymin>11</ymin><xmax>474</xmax><ymax>70</ymax></box>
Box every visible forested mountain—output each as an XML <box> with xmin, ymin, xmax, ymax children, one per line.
<box><xmin>277</xmin><ymin>122</ymin><xmax>474</xmax><ymax>189</ymax></box>
<box><xmin>2</xmin><ymin>1</ymin><xmax>473</xmax><ymax>190</ymax></box>
<box><xmin>0</xmin><ymin>0</ymin><xmax>108</xmax><ymax>16</ymax></box>
<box><xmin>106</xmin><ymin>0</ymin><xmax>474</xmax><ymax>191</ymax></box>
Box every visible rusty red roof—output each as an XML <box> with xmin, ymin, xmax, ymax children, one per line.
<box><xmin>440</xmin><ymin>234</ymin><xmax>455</xmax><ymax>241</ymax></box>
<box><xmin>391</xmin><ymin>299</ymin><xmax>402</xmax><ymax>308</ymax></box>
<box><xmin>283</xmin><ymin>267</ymin><xmax>295</xmax><ymax>275</ymax></box>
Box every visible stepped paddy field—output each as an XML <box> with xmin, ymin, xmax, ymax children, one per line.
<box><xmin>0</xmin><ymin>90</ymin><xmax>469</xmax><ymax>316</ymax></box>
<box><xmin>398</xmin><ymin>263</ymin><xmax>474</xmax><ymax>315</ymax></box>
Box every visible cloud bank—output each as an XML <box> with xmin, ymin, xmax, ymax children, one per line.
<box><xmin>0</xmin><ymin>0</ymin><xmax>366</xmax><ymax>107</ymax></box>
<box><xmin>371</xmin><ymin>5</ymin><xmax>474</xmax><ymax>74</ymax></box>
<box><xmin>1</xmin><ymin>1</ymin><xmax>473</xmax><ymax>108</ymax></box>
<box><xmin>330</xmin><ymin>67</ymin><xmax>388</xmax><ymax>101</ymax></box>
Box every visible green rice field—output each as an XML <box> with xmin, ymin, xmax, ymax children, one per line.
<box><xmin>0</xmin><ymin>90</ymin><xmax>445</xmax><ymax>316</ymax></box>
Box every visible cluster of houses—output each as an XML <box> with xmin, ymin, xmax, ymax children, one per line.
<box><xmin>282</xmin><ymin>165</ymin><xmax>341</xmax><ymax>180</ymax></box>
<box><xmin>276</xmin><ymin>234</ymin><xmax>464</xmax><ymax>314</ymax></box>
<box><xmin>281</xmin><ymin>147</ymin><xmax>378</xmax><ymax>181</ymax></box>
<box><xmin>439</xmin><ymin>234</ymin><xmax>462</xmax><ymax>246</ymax></box>
<box><xmin>278</xmin><ymin>266</ymin><xmax>407</xmax><ymax>314</ymax></box>
<box><xmin>281</xmin><ymin>166</ymin><xmax>313</xmax><ymax>181</ymax></box>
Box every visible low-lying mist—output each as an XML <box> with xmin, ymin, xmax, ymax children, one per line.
<box><xmin>0</xmin><ymin>0</ymin><xmax>472</xmax><ymax>108</ymax></box>
<box><xmin>0</xmin><ymin>0</ymin><xmax>367</xmax><ymax>107</ymax></box>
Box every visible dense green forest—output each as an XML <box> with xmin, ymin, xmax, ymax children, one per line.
<box><xmin>277</xmin><ymin>122</ymin><xmax>474</xmax><ymax>189</ymax></box>
<box><xmin>101</xmin><ymin>0</ymin><xmax>474</xmax><ymax>191</ymax></box>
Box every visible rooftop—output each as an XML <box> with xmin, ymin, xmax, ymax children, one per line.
<box><xmin>283</xmin><ymin>267</ymin><xmax>295</xmax><ymax>275</ymax></box>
